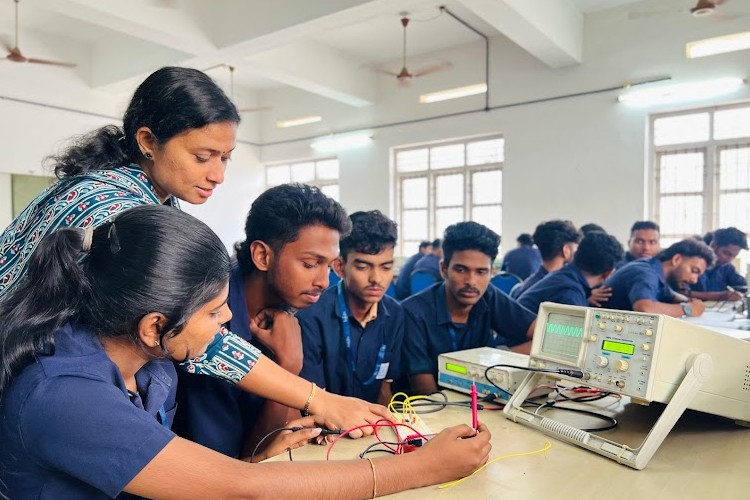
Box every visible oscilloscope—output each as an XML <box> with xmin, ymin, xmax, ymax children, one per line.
<box><xmin>503</xmin><ymin>302</ymin><xmax>750</xmax><ymax>470</ymax></box>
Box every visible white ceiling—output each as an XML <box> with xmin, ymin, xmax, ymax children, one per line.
<box><xmin>0</xmin><ymin>0</ymin><xmax>748</xmax><ymax>110</ymax></box>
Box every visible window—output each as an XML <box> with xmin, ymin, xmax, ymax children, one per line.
<box><xmin>394</xmin><ymin>136</ymin><xmax>503</xmax><ymax>257</ymax></box>
<box><xmin>651</xmin><ymin>103</ymin><xmax>750</xmax><ymax>268</ymax></box>
<box><xmin>265</xmin><ymin>158</ymin><xmax>339</xmax><ymax>201</ymax></box>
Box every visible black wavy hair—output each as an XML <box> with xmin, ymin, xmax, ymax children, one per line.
<box><xmin>533</xmin><ymin>220</ymin><xmax>582</xmax><ymax>260</ymax></box>
<box><xmin>517</xmin><ymin>233</ymin><xmax>534</xmax><ymax>246</ymax></box>
<box><xmin>574</xmin><ymin>232</ymin><xmax>624</xmax><ymax>275</ymax></box>
<box><xmin>630</xmin><ymin>220</ymin><xmax>660</xmax><ymax>235</ymax></box>
<box><xmin>235</xmin><ymin>183</ymin><xmax>351</xmax><ymax>277</ymax></box>
<box><xmin>711</xmin><ymin>227</ymin><xmax>748</xmax><ymax>250</ymax></box>
<box><xmin>443</xmin><ymin>221</ymin><xmax>501</xmax><ymax>265</ymax></box>
<box><xmin>579</xmin><ymin>223</ymin><xmax>606</xmax><ymax>236</ymax></box>
<box><xmin>340</xmin><ymin>210</ymin><xmax>398</xmax><ymax>260</ymax></box>
<box><xmin>47</xmin><ymin>66</ymin><xmax>240</xmax><ymax>178</ymax></box>
<box><xmin>658</xmin><ymin>238</ymin><xmax>715</xmax><ymax>267</ymax></box>
<box><xmin>0</xmin><ymin>205</ymin><xmax>230</xmax><ymax>394</ymax></box>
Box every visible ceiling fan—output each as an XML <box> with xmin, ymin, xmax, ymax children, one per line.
<box><xmin>629</xmin><ymin>0</ymin><xmax>738</xmax><ymax>21</ymax></box>
<box><xmin>379</xmin><ymin>15</ymin><xmax>452</xmax><ymax>86</ymax></box>
<box><xmin>2</xmin><ymin>0</ymin><xmax>76</xmax><ymax>67</ymax></box>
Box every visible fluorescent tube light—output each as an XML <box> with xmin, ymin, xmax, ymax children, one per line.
<box><xmin>311</xmin><ymin>133</ymin><xmax>371</xmax><ymax>153</ymax></box>
<box><xmin>276</xmin><ymin>115</ymin><xmax>322</xmax><ymax>128</ymax></box>
<box><xmin>617</xmin><ymin>78</ymin><xmax>745</xmax><ymax>107</ymax></box>
<box><xmin>419</xmin><ymin>83</ymin><xmax>487</xmax><ymax>104</ymax></box>
<box><xmin>687</xmin><ymin>32</ymin><xmax>750</xmax><ymax>59</ymax></box>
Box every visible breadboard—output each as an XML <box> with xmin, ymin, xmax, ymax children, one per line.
<box><xmin>389</xmin><ymin>411</ymin><xmax>433</xmax><ymax>442</ymax></box>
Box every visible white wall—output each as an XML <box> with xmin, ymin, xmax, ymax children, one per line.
<box><xmin>180</xmin><ymin>141</ymin><xmax>265</xmax><ymax>252</ymax></box>
<box><xmin>2</xmin><ymin>8</ymin><xmax>750</xmax><ymax>253</ymax></box>
<box><xmin>258</xmin><ymin>10</ymin><xmax>750</xmax><ymax>252</ymax></box>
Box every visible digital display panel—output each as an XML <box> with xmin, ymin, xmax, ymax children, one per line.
<box><xmin>602</xmin><ymin>340</ymin><xmax>635</xmax><ymax>355</ymax></box>
<box><xmin>540</xmin><ymin>312</ymin><xmax>585</xmax><ymax>363</ymax></box>
<box><xmin>445</xmin><ymin>362</ymin><xmax>468</xmax><ymax>375</ymax></box>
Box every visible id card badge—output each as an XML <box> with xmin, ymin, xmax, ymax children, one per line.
<box><xmin>375</xmin><ymin>362</ymin><xmax>390</xmax><ymax>380</ymax></box>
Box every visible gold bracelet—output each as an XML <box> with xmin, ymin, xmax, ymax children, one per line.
<box><xmin>366</xmin><ymin>457</ymin><xmax>377</xmax><ymax>499</ymax></box>
<box><xmin>302</xmin><ymin>382</ymin><xmax>317</xmax><ymax>416</ymax></box>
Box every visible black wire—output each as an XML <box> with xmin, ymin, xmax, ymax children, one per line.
<box><xmin>389</xmin><ymin>391</ymin><xmax>502</xmax><ymax>414</ymax></box>
<box><xmin>534</xmin><ymin>401</ymin><xmax>618</xmax><ymax>432</ymax></box>
<box><xmin>358</xmin><ymin>441</ymin><xmax>405</xmax><ymax>459</ymax></box>
<box><xmin>250</xmin><ymin>426</ymin><xmax>296</xmax><ymax>463</ymax></box>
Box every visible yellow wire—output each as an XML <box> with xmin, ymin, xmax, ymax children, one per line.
<box><xmin>438</xmin><ymin>442</ymin><xmax>552</xmax><ymax>489</ymax></box>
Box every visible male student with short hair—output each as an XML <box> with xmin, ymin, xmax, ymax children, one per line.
<box><xmin>412</xmin><ymin>238</ymin><xmax>443</xmax><ymax>280</ymax></box>
<box><xmin>690</xmin><ymin>227</ymin><xmax>748</xmax><ymax>301</ymax></box>
<box><xmin>298</xmin><ymin>210</ymin><xmax>403</xmax><ymax>405</ymax></box>
<box><xmin>516</xmin><ymin>220</ymin><xmax>581</xmax><ymax>297</ymax></box>
<box><xmin>173</xmin><ymin>184</ymin><xmax>386</xmax><ymax>459</ymax></box>
<box><xmin>616</xmin><ymin>221</ymin><xmax>661</xmax><ymax>269</ymax></box>
<box><xmin>395</xmin><ymin>240</ymin><xmax>432</xmax><ymax>300</ymax></box>
<box><xmin>501</xmin><ymin>233</ymin><xmax>541</xmax><ymax>280</ymax></box>
<box><xmin>519</xmin><ymin>232</ymin><xmax>623</xmax><ymax>313</ymax></box>
<box><xmin>605</xmin><ymin>238</ymin><xmax>714</xmax><ymax>318</ymax></box>
<box><xmin>401</xmin><ymin>221</ymin><xmax>536</xmax><ymax>396</ymax></box>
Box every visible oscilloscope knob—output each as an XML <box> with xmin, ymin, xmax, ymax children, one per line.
<box><xmin>642</xmin><ymin>343</ymin><xmax>651</xmax><ymax>351</ymax></box>
<box><xmin>615</xmin><ymin>360</ymin><xmax>630</xmax><ymax>372</ymax></box>
<box><xmin>595</xmin><ymin>356</ymin><xmax>609</xmax><ymax>367</ymax></box>
<box><xmin>614</xmin><ymin>325</ymin><xmax>623</xmax><ymax>332</ymax></box>
<box><xmin>597</xmin><ymin>322</ymin><xmax>606</xmax><ymax>330</ymax></box>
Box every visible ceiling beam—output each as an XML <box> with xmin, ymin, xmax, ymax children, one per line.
<box><xmin>459</xmin><ymin>0</ymin><xmax>583</xmax><ymax>67</ymax></box>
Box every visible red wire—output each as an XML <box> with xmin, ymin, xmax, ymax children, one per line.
<box><xmin>325</xmin><ymin>420</ymin><xmax>430</xmax><ymax>460</ymax></box>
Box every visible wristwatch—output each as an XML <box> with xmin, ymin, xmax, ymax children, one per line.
<box><xmin>680</xmin><ymin>302</ymin><xmax>692</xmax><ymax>317</ymax></box>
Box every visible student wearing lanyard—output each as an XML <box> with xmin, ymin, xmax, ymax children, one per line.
<box><xmin>519</xmin><ymin>232</ymin><xmax>623</xmax><ymax>314</ymax></box>
<box><xmin>0</xmin><ymin>205</ymin><xmax>492</xmax><ymax>499</ymax></box>
<box><xmin>690</xmin><ymin>227</ymin><xmax>748</xmax><ymax>302</ymax></box>
<box><xmin>173</xmin><ymin>184</ymin><xmax>386</xmax><ymax>459</ymax></box>
<box><xmin>401</xmin><ymin>221</ymin><xmax>537</xmax><ymax>396</ymax></box>
<box><xmin>298</xmin><ymin>210</ymin><xmax>403</xmax><ymax>405</ymax></box>
<box><xmin>605</xmin><ymin>239</ymin><xmax>714</xmax><ymax>318</ymax></box>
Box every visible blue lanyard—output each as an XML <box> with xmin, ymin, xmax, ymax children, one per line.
<box><xmin>447</xmin><ymin>326</ymin><xmax>458</xmax><ymax>352</ymax></box>
<box><xmin>158</xmin><ymin>405</ymin><xmax>170</xmax><ymax>429</ymax></box>
<box><xmin>337</xmin><ymin>281</ymin><xmax>387</xmax><ymax>386</ymax></box>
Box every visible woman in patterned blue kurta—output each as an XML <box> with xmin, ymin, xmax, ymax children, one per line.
<box><xmin>0</xmin><ymin>66</ymin><xmax>391</xmax><ymax>452</ymax></box>
<box><xmin>0</xmin><ymin>66</ymin><xmax>239</xmax><ymax>298</ymax></box>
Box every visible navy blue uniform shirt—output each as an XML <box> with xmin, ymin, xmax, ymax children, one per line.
<box><xmin>0</xmin><ymin>323</ymin><xmax>176</xmax><ymax>499</ymax></box>
<box><xmin>401</xmin><ymin>282</ymin><xmax>536</xmax><ymax>380</ymax></box>
<box><xmin>605</xmin><ymin>257</ymin><xmax>677</xmax><ymax>310</ymax></box>
<box><xmin>396</xmin><ymin>252</ymin><xmax>424</xmax><ymax>299</ymax></box>
<box><xmin>173</xmin><ymin>260</ymin><xmax>266</xmax><ymax>457</ymax></box>
<box><xmin>413</xmin><ymin>253</ymin><xmax>441</xmax><ymax>279</ymax></box>
<box><xmin>614</xmin><ymin>251</ymin><xmax>637</xmax><ymax>270</ymax></box>
<box><xmin>518</xmin><ymin>263</ymin><xmax>591</xmax><ymax>314</ymax></box>
<box><xmin>516</xmin><ymin>266</ymin><xmax>549</xmax><ymax>297</ymax></box>
<box><xmin>691</xmin><ymin>263</ymin><xmax>747</xmax><ymax>292</ymax></box>
<box><xmin>298</xmin><ymin>282</ymin><xmax>404</xmax><ymax>403</ymax></box>
<box><xmin>501</xmin><ymin>245</ymin><xmax>542</xmax><ymax>280</ymax></box>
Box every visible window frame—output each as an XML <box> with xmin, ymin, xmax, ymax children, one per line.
<box><xmin>393</xmin><ymin>135</ymin><xmax>503</xmax><ymax>257</ymax></box>
<box><xmin>649</xmin><ymin>102</ymin><xmax>750</xmax><ymax>243</ymax></box>
<box><xmin>264</xmin><ymin>157</ymin><xmax>340</xmax><ymax>200</ymax></box>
